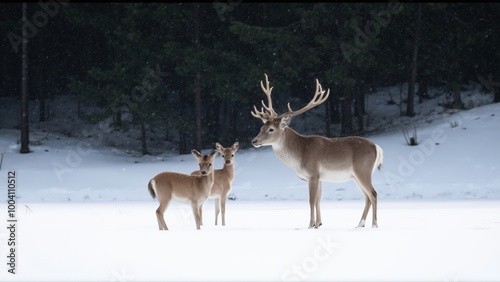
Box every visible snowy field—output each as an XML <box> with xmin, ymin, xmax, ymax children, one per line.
<box><xmin>1</xmin><ymin>200</ymin><xmax>500</xmax><ymax>281</ymax></box>
<box><xmin>1</xmin><ymin>95</ymin><xmax>500</xmax><ymax>281</ymax></box>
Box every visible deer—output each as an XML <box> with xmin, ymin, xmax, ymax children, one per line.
<box><xmin>251</xmin><ymin>74</ymin><xmax>383</xmax><ymax>229</ymax></box>
<box><xmin>148</xmin><ymin>149</ymin><xmax>218</xmax><ymax>230</ymax></box>
<box><xmin>191</xmin><ymin>142</ymin><xmax>239</xmax><ymax>226</ymax></box>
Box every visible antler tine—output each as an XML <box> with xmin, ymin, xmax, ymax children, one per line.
<box><xmin>283</xmin><ymin>79</ymin><xmax>330</xmax><ymax>117</ymax></box>
<box><xmin>251</xmin><ymin>105</ymin><xmax>265</xmax><ymax>119</ymax></box>
<box><xmin>259</xmin><ymin>74</ymin><xmax>276</xmax><ymax>117</ymax></box>
<box><xmin>252</xmin><ymin>73</ymin><xmax>278</xmax><ymax>120</ymax></box>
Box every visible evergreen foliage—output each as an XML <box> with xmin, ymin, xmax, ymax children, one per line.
<box><xmin>1</xmin><ymin>3</ymin><xmax>498</xmax><ymax>154</ymax></box>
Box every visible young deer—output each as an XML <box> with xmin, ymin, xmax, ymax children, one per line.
<box><xmin>251</xmin><ymin>74</ymin><xmax>383</xmax><ymax>229</ymax></box>
<box><xmin>192</xmin><ymin>142</ymin><xmax>239</xmax><ymax>226</ymax></box>
<box><xmin>148</xmin><ymin>149</ymin><xmax>218</xmax><ymax>230</ymax></box>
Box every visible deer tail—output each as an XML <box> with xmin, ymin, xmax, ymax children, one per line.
<box><xmin>148</xmin><ymin>179</ymin><xmax>156</xmax><ymax>199</ymax></box>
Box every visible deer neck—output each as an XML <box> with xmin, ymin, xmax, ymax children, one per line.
<box><xmin>272</xmin><ymin>127</ymin><xmax>304</xmax><ymax>170</ymax></box>
<box><xmin>201</xmin><ymin>166</ymin><xmax>215</xmax><ymax>187</ymax></box>
<box><xmin>221</xmin><ymin>163</ymin><xmax>235</xmax><ymax>181</ymax></box>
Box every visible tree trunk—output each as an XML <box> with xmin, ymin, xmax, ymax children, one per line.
<box><xmin>179</xmin><ymin>129</ymin><xmax>188</xmax><ymax>155</ymax></box>
<box><xmin>355</xmin><ymin>86</ymin><xmax>364</xmax><ymax>135</ymax></box>
<box><xmin>38</xmin><ymin>31</ymin><xmax>46</xmax><ymax>122</ymax></box>
<box><xmin>177</xmin><ymin>86</ymin><xmax>189</xmax><ymax>155</ymax></box>
<box><xmin>341</xmin><ymin>84</ymin><xmax>352</xmax><ymax>136</ymax></box>
<box><xmin>193</xmin><ymin>3</ymin><xmax>202</xmax><ymax>150</ymax></box>
<box><xmin>451</xmin><ymin>82</ymin><xmax>463</xmax><ymax>109</ymax></box>
<box><xmin>207</xmin><ymin>97</ymin><xmax>220</xmax><ymax>147</ymax></box>
<box><xmin>417</xmin><ymin>76</ymin><xmax>429</xmax><ymax>103</ymax></box>
<box><xmin>324</xmin><ymin>94</ymin><xmax>331</xmax><ymax>137</ymax></box>
<box><xmin>141</xmin><ymin>123</ymin><xmax>148</xmax><ymax>155</ymax></box>
<box><xmin>229</xmin><ymin>104</ymin><xmax>238</xmax><ymax>142</ymax></box>
<box><xmin>445</xmin><ymin>12</ymin><xmax>464</xmax><ymax>110</ymax></box>
<box><xmin>194</xmin><ymin>75</ymin><xmax>202</xmax><ymax>150</ymax></box>
<box><xmin>406</xmin><ymin>3</ymin><xmax>422</xmax><ymax>117</ymax></box>
<box><xmin>329</xmin><ymin>86</ymin><xmax>341</xmax><ymax>124</ymax></box>
<box><xmin>20</xmin><ymin>3</ymin><xmax>30</xmax><ymax>154</ymax></box>
<box><xmin>354</xmin><ymin>85</ymin><xmax>365</xmax><ymax>116</ymax></box>
<box><xmin>114</xmin><ymin>110</ymin><xmax>122</xmax><ymax>128</ymax></box>
<box><xmin>494</xmin><ymin>86</ymin><xmax>500</xmax><ymax>103</ymax></box>
<box><xmin>39</xmin><ymin>90</ymin><xmax>46</xmax><ymax>122</ymax></box>
<box><xmin>447</xmin><ymin>48</ymin><xmax>463</xmax><ymax>109</ymax></box>
<box><xmin>399</xmin><ymin>83</ymin><xmax>404</xmax><ymax>116</ymax></box>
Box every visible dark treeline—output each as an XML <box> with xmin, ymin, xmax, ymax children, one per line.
<box><xmin>1</xmin><ymin>2</ymin><xmax>499</xmax><ymax>155</ymax></box>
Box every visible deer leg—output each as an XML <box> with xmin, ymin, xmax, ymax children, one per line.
<box><xmin>155</xmin><ymin>200</ymin><xmax>169</xmax><ymax>231</ymax></box>
<box><xmin>214</xmin><ymin>197</ymin><xmax>220</xmax><ymax>225</ymax></box>
<box><xmin>370</xmin><ymin>189</ymin><xmax>378</xmax><ymax>228</ymax></box>
<box><xmin>357</xmin><ymin>189</ymin><xmax>370</xmax><ymax>228</ymax></box>
<box><xmin>354</xmin><ymin>174</ymin><xmax>378</xmax><ymax>228</ymax></box>
<box><xmin>191</xmin><ymin>202</ymin><xmax>202</xmax><ymax>230</ymax></box>
<box><xmin>315</xmin><ymin>182</ymin><xmax>323</xmax><ymax>228</ymax></box>
<box><xmin>199</xmin><ymin>204</ymin><xmax>204</xmax><ymax>226</ymax></box>
<box><xmin>221</xmin><ymin>195</ymin><xmax>227</xmax><ymax>226</ymax></box>
<box><xmin>308</xmin><ymin>177</ymin><xmax>320</xmax><ymax>228</ymax></box>
<box><xmin>354</xmin><ymin>177</ymin><xmax>370</xmax><ymax>228</ymax></box>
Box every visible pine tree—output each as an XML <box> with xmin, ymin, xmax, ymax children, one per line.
<box><xmin>20</xmin><ymin>3</ymin><xmax>30</xmax><ymax>154</ymax></box>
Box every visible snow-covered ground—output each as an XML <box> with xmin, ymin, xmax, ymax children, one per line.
<box><xmin>0</xmin><ymin>88</ymin><xmax>499</xmax><ymax>281</ymax></box>
<box><xmin>1</xmin><ymin>200</ymin><xmax>500</xmax><ymax>281</ymax></box>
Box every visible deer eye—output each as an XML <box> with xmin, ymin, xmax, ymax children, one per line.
<box><xmin>199</xmin><ymin>163</ymin><xmax>201</xmax><ymax>167</ymax></box>
<box><xmin>222</xmin><ymin>155</ymin><xmax>225</xmax><ymax>158</ymax></box>
<box><xmin>268</xmin><ymin>128</ymin><xmax>275</xmax><ymax>133</ymax></box>
<box><xmin>209</xmin><ymin>164</ymin><xmax>212</xmax><ymax>167</ymax></box>
<box><xmin>231</xmin><ymin>154</ymin><xmax>234</xmax><ymax>157</ymax></box>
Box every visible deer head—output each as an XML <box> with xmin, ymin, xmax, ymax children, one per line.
<box><xmin>251</xmin><ymin>74</ymin><xmax>330</xmax><ymax>147</ymax></box>
<box><xmin>191</xmin><ymin>149</ymin><xmax>218</xmax><ymax>176</ymax></box>
<box><xmin>216</xmin><ymin>142</ymin><xmax>239</xmax><ymax>165</ymax></box>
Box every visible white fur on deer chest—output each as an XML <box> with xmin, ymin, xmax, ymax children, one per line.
<box><xmin>273</xmin><ymin>141</ymin><xmax>353</xmax><ymax>183</ymax></box>
<box><xmin>273</xmin><ymin>145</ymin><xmax>308</xmax><ymax>179</ymax></box>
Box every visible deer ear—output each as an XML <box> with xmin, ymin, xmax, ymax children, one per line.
<box><xmin>210</xmin><ymin>149</ymin><xmax>218</xmax><ymax>159</ymax></box>
<box><xmin>215</xmin><ymin>142</ymin><xmax>223</xmax><ymax>153</ymax></box>
<box><xmin>191</xmin><ymin>149</ymin><xmax>202</xmax><ymax>159</ymax></box>
<box><xmin>232</xmin><ymin>142</ymin><xmax>239</xmax><ymax>151</ymax></box>
<box><xmin>279</xmin><ymin>115</ymin><xmax>292</xmax><ymax>129</ymax></box>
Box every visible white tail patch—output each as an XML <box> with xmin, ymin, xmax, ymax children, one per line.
<box><xmin>150</xmin><ymin>179</ymin><xmax>157</xmax><ymax>196</ymax></box>
<box><xmin>374</xmin><ymin>144</ymin><xmax>384</xmax><ymax>172</ymax></box>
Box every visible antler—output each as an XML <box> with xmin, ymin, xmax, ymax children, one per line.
<box><xmin>280</xmin><ymin>79</ymin><xmax>330</xmax><ymax>118</ymax></box>
<box><xmin>251</xmin><ymin>74</ymin><xmax>330</xmax><ymax>121</ymax></box>
<box><xmin>251</xmin><ymin>74</ymin><xmax>278</xmax><ymax>120</ymax></box>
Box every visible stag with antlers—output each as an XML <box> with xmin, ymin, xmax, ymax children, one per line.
<box><xmin>251</xmin><ymin>74</ymin><xmax>384</xmax><ymax>228</ymax></box>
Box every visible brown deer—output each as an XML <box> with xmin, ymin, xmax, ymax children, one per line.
<box><xmin>251</xmin><ymin>74</ymin><xmax>383</xmax><ymax>228</ymax></box>
<box><xmin>192</xmin><ymin>142</ymin><xmax>239</xmax><ymax>226</ymax></box>
<box><xmin>148</xmin><ymin>149</ymin><xmax>218</xmax><ymax>230</ymax></box>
